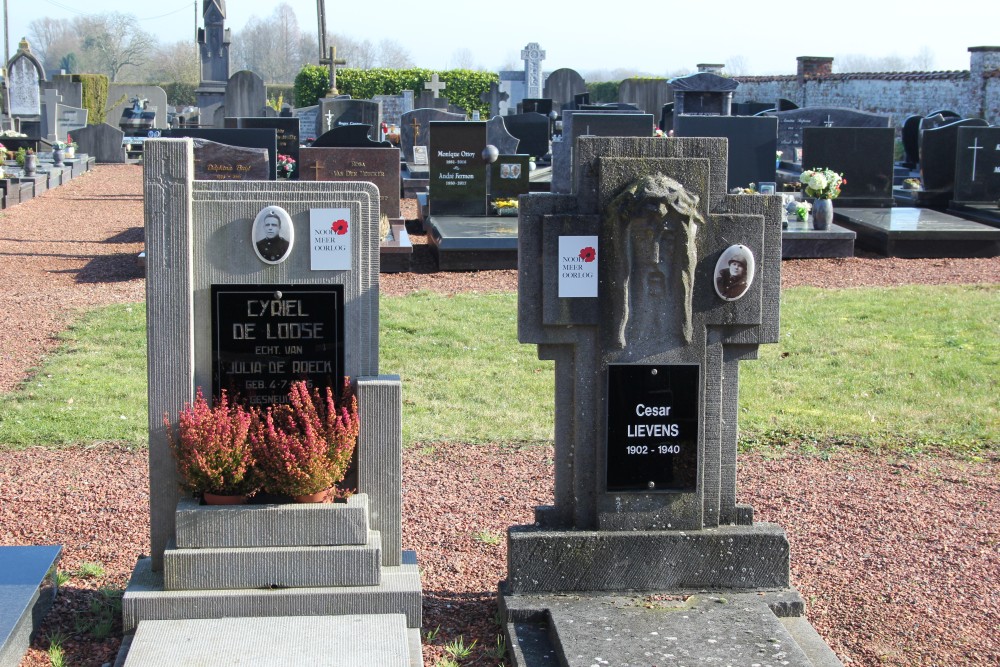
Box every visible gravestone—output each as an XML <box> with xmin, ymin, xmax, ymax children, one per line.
<box><xmin>952</xmin><ymin>126</ymin><xmax>1000</xmax><ymax>205</ymax></box>
<box><xmin>543</xmin><ymin>68</ymin><xmax>586</xmax><ymax>112</ymax></box>
<box><xmin>501</xmin><ymin>135</ymin><xmax>843</xmax><ymax>666</ymax></box>
<box><xmin>618</xmin><ymin>78</ymin><xmax>672</xmax><ymax>116</ymax></box>
<box><xmin>55</xmin><ymin>103</ymin><xmax>88</xmax><ymax>142</ymax></box>
<box><xmin>803</xmin><ymin>127</ymin><xmax>895</xmax><ymax>206</ymax></box>
<box><xmin>122</xmin><ymin>137</ymin><xmax>421</xmax><ymax>661</ymax></box>
<box><xmin>372</xmin><ymin>91</ymin><xmax>413</xmax><ymax>127</ymax></box>
<box><xmin>300</xmin><ymin>145</ymin><xmax>402</xmax><ymax>218</ymax></box>
<box><xmin>502</xmin><ymin>112</ymin><xmax>550</xmax><ymax>161</ymax></box>
<box><xmin>901</xmin><ymin>115</ymin><xmax>922</xmax><ymax>167</ymax></box>
<box><xmin>555</xmin><ymin>110</ymin><xmax>653</xmax><ymax>193</ymax></box>
<box><xmin>224</xmin><ymin>117</ymin><xmax>300</xmax><ymax>176</ymax></box>
<box><xmin>521</xmin><ymin>42</ymin><xmax>546</xmax><ymax>99</ymax></box>
<box><xmin>72</xmin><ymin>123</ymin><xmax>126</xmax><ymax>164</ymax></box>
<box><xmin>919</xmin><ymin>117</ymin><xmax>990</xmax><ymax>203</ymax></box>
<box><xmin>162</xmin><ymin>127</ymin><xmax>278</xmax><ymax>179</ymax></box>
<box><xmin>674</xmin><ymin>115</ymin><xmax>778</xmax><ymax>191</ymax></box>
<box><xmin>486</xmin><ymin>115</ymin><xmax>520</xmax><ymax>155</ymax></box>
<box><xmin>7</xmin><ymin>38</ymin><xmax>44</xmax><ymax>118</ymax></box>
<box><xmin>766</xmin><ymin>107</ymin><xmax>892</xmax><ymax>161</ymax></box>
<box><xmin>521</xmin><ymin>99</ymin><xmax>553</xmax><ymax>115</ymax></box>
<box><xmin>191</xmin><ymin>138</ymin><xmax>270</xmax><ymax>180</ymax></box>
<box><xmin>480</xmin><ymin>82</ymin><xmax>510</xmax><ymax>118</ymax></box>
<box><xmin>108</xmin><ymin>85</ymin><xmax>170</xmax><ymax>130</ymax></box>
<box><xmin>294</xmin><ymin>105</ymin><xmax>320</xmax><ymax>142</ymax></box>
<box><xmin>312</xmin><ymin>125</ymin><xmax>391</xmax><ymax>148</ymax></box>
<box><xmin>669</xmin><ymin>71</ymin><xmax>738</xmax><ymax>116</ymax></box>
<box><xmin>489</xmin><ymin>155</ymin><xmax>531</xmax><ymax>200</ymax></box>
<box><xmin>399</xmin><ymin>108</ymin><xmax>465</xmax><ymax>164</ymax></box>
<box><xmin>319</xmin><ymin>98</ymin><xmax>381</xmax><ymax>140</ymax></box>
<box><xmin>224</xmin><ymin>70</ymin><xmax>268</xmax><ymax>118</ymax></box>
<box><xmin>428</xmin><ymin>121</ymin><xmax>488</xmax><ymax>216</ymax></box>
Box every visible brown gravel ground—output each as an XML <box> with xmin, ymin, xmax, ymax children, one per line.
<box><xmin>0</xmin><ymin>165</ymin><xmax>997</xmax><ymax>666</ymax></box>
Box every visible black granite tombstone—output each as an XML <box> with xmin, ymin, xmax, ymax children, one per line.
<box><xmin>920</xmin><ymin>117</ymin><xmax>990</xmax><ymax>200</ymax></box>
<box><xmin>489</xmin><ymin>155</ymin><xmax>531</xmax><ymax>200</ymax></box>
<box><xmin>189</xmin><ymin>138</ymin><xmax>271</xmax><ymax>180</ymax></box>
<box><xmin>503</xmin><ymin>112</ymin><xmax>550</xmax><ymax>160</ymax></box>
<box><xmin>224</xmin><ymin>117</ymin><xmax>300</xmax><ymax>177</ymax></box>
<box><xmin>952</xmin><ymin>126</ymin><xmax>1000</xmax><ymax>204</ymax></box>
<box><xmin>429</xmin><ymin>121</ymin><xmax>488</xmax><ymax>216</ymax></box>
<box><xmin>674</xmin><ymin>116</ymin><xmax>778</xmax><ymax>191</ymax></box>
<box><xmin>162</xmin><ymin>128</ymin><xmax>277</xmax><ymax>179</ymax></box>
<box><xmin>668</xmin><ymin>72</ymin><xmax>738</xmax><ymax>116</ymax></box>
<box><xmin>312</xmin><ymin>124</ymin><xmax>391</xmax><ymax>148</ymax></box>
<box><xmin>766</xmin><ymin>107</ymin><xmax>891</xmax><ymax>161</ymax></box>
<box><xmin>802</xmin><ymin>127</ymin><xmax>895</xmax><ymax>206</ymax></box>
<box><xmin>521</xmin><ymin>98</ymin><xmax>553</xmax><ymax>115</ymax></box>
<box><xmin>901</xmin><ymin>115</ymin><xmax>922</xmax><ymax>167</ymax></box>
<box><xmin>318</xmin><ymin>98</ymin><xmax>380</xmax><ymax>141</ymax></box>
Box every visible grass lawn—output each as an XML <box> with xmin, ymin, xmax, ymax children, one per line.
<box><xmin>0</xmin><ymin>285</ymin><xmax>996</xmax><ymax>454</ymax></box>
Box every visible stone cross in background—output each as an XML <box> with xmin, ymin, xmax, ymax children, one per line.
<box><xmin>520</xmin><ymin>42</ymin><xmax>546</xmax><ymax>99</ymax></box>
<box><xmin>423</xmin><ymin>73</ymin><xmax>447</xmax><ymax>99</ymax></box>
<box><xmin>319</xmin><ymin>45</ymin><xmax>347</xmax><ymax>95</ymax></box>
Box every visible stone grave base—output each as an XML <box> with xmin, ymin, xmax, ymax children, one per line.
<box><xmin>947</xmin><ymin>202</ymin><xmax>1000</xmax><ymax>229</ymax></box>
<box><xmin>892</xmin><ymin>186</ymin><xmax>949</xmax><ymax>209</ymax></box>
<box><xmin>500</xmin><ymin>588</ymin><xmax>843</xmax><ymax>667</ymax></box>
<box><xmin>833</xmin><ymin>206</ymin><xmax>1000</xmax><ymax>257</ymax></box>
<box><xmin>528</xmin><ymin>165</ymin><xmax>552</xmax><ymax>192</ymax></box>
<box><xmin>781</xmin><ymin>221</ymin><xmax>855</xmax><ymax>258</ymax></box>
<box><xmin>114</xmin><ymin>614</ymin><xmax>422</xmax><ymax>667</ymax></box>
<box><xmin>425</xmin><ymin>215</ymin><xmax>519</xmax><ymax>271</ymax></box>
<box><xmin>381</xmin><ymin>220</ymin><xmax>413</xmax><ymax>273</ymax></box>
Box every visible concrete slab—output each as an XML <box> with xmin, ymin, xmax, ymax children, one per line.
<box><xmin>0</xmin><ymin>545</ymin><xmax>61</xmax><ymax>667</ymax></box>
<box><xmin>502</xmin><ymin>589</ymin><xmax>842</xmax><ymax>667</ymax></box>
<box><xmin>782</xmin><ymin>222</ymin><xmax>855</xmax><ymax>258</ymax></box>
<box><xmin>123</xmin><ymin>552</ymin><xmax>422</xmax><ymax>631</ymax></box>
<box><xmin>425</xmin><ymin>215</ymin><xmax>519</xmax><ymax>271</ymax></box>
<box><xmin>123</xmin><ymin>614</ymin><xmax>411</xmax><ymax>667</ymax></box>
<box><xmin>833</xmin><ymin>206</ymin><xmax>1000</xmax><ymax>257</ymax></box>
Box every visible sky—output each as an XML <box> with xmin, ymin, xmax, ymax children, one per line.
<box><xmin>6</xmin><ymin>0</ymin><xmax>999</xmax><ymax>76</ymax></box>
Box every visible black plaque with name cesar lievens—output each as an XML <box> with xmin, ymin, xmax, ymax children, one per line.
<box><xmin>212</xmin><ymin>285</ymin><xmax>344</xmax><ymax>406</ymax></box>
<box><xmin>606</xmin><ymin>364</ymin><xmax>699</xmax><ymax>492</ymax></box>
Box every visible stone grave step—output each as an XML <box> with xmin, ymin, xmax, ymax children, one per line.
<box><xmin>833</xmin><ymin>206</ymin><xmax>1000</xmax><ymax>257</ymax></box>
<box><xmin>0</xmin><ymin>545</ymin><xmax>61</xmax><ymax>667</ymax></box>
<box><xmin>118</xmin><ymin>614</ymin><xmax>421</xmax><ymax>667</ymax></box>
<box><xmin>163</xmin><ymin>531</ymin><xmax>381</xmax><ymax>590</ymax></box>
<box><xmin>123</xmin><ymin>552</ymin><xmax>422</xmax><ymax>632</ymax></box>
<box><xmin>175</xmin><ymin>494</ymin><xmax>370</xmax><ymax>549</ymax></box>
<box><xmin>502</xmin><ymin>589</ymin><xmax>843</xmax><ymax>667</ymax></box>
<box><xmin>426</xmin><ymin>215</ymin><xmax>519</xmax><ymax>271</ymax></box>
<box><xmin>781</xmin><ymin>223</ymin><xmax>856</xmax><ymax>259</ymax></box>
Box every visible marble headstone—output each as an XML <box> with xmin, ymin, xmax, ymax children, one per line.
<box><xmin>399</xmin><ymin>108</ymin><xmax>465</xmax><ymax>164</ymax></box>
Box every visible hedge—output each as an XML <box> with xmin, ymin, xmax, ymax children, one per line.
<box><xmin>73</xmin><ymin>74</ymin><xmax>109</xmax><ymax>125</ymax></box>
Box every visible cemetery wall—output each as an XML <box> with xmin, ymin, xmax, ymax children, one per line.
<box><xmin>732</xmin><ymin>47</ymin><xmax>1000</xmax><ymax>128</ymax></box>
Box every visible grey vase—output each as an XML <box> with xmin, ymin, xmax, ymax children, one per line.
<box><xmin>812</xmin><ymin>199</ymin><xmax>833</xmax><ymax>230</ymax></box>
<box><xmin>23</xmin><ymin>154</ymin><xmax>36</xmax><ymax>176</ymax></box>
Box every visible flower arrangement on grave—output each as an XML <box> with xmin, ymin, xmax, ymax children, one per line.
<box><xmin>800</xmin><ymin>167</ymin><xmax>845</xmax><ymax>199</ymax></box>
<box><xmin>251</xmin><ymin>379</ymin><xmax>359</xmax><ymax>501</ymax></box>
<box><xmin>66</xmin><ymin>134</ymin><xmax>77</xmax><ymax>150</ymax></box>
<box><xmin>794</xmin><ymin>200</ymin><xmax>812</xmax><ymax>222</ymax></box>
<box><xmin>277</xmin><ymin>153</ymin><xmax>296</xmax><ymax>178</ymax></box>
<box><xmin>0</xmin><ymin>129</ymin><xmax>26</xmax><ymax>138</ymax></box>
<box><xmin>730</xmin><ymin>183</ymin><xmax>760</xmax><ymax>195</ymax></box>
<box><xmin>491</xmin><ymin>197</ymin><xmax>519</xmax><ymax>216</ymax></box>
<box><xmin>902</xmin><ymin>177</ymin><xmax>921</xmax><ymax>190</ymax></box>
<box><xmin>165</xmin><ymin>389</ymin><xmax>260</xmax><ymax>500</ymax></box>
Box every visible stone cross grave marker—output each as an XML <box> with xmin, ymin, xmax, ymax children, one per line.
<box><xmin>520</xmin><ymin>42</ymin><xmax>546</xmax><ymax>99</ymax></box>
<box><xmin>423</xmin><ymin>73</ymin><xmax>447</xmax><ymax>99</ymax></box>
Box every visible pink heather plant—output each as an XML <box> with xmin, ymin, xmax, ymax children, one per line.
<box><xmin>253</xmin><ymin>379</ymin><xmax>359</xmax><ymax>498</ymax></box>
<box><xmin>165</xmin><ymin>389</ymin><xmax>259</xmax><ymax>497</ymax></box>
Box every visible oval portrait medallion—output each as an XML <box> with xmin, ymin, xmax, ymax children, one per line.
<box><xmin>714</xmin><ymin>245</ymin><xmax>755</xmax><ymax>301</ymax></box>
<box><xmin>252</xmin><ymin>206</ymin><xmax>294</xmax><ymax>264</ymax></box>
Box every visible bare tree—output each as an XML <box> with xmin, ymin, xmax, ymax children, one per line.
<box><xmin>377</xmin><ymin>40</ymin><xmax>413</xmax><ymax>68</ymax></box>
<box><xmin>449</xmin><ymin>48</ymin><xmax>476</xmax><ymax>70</ymax></box>
<box><xmin>724</xmin><ymin>55</ymin><xmax>750</xmax><ymax>77</ymax></box>
<box><xmin>147</xmin><ymin>40</ymin><xmax>200</xmax><ymax>84</ymax></box>
<box><xmin>835</xmin><ymin>53</ymin><xmax>912</xmax><ymax>73</ymax></box>
<box><xmin>80</xmin><ymin>13</ymin><xmax>155</xmax><ymax>81</ymax></box>
<box><xmin>913</xmin><ymin>47</ymin><xmax>936</xmax><ymax>71</ymax></box>
<box><xmin>27</xmin><ymin>17</ymin><xmax>81</xmax><ymax>71</ymax></box>
<box><xmin>232</xmin><ymin>3</ymin><xmax>317</xmax><ymax>83</ymax></box>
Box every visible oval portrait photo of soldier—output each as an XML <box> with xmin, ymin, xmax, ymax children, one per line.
<box><xmin>252</xmin><ymin>206</ymin><xmax>294</xmax><ymax>264</ymax></box>
<box><xmin>714</xmin><ymin>245</ymin><xmax>755</xmax><ymax>301</ymax></box>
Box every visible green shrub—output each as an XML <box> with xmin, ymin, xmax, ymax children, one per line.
<box><xmin>587</xmin><ymin>81</ymin><xmax>620</xmax><ymax>103</ymax></box>
<box><xmin>161</xmin><ymin>82</ymin><xmax>196</xmax><ymax>107</ymax></box>
<box><xmin>73</xmin><ymin>74</ymin><xmax>109</xmax><ymax>125</ymax></box>
<box><xmin>293</xmin><ymin>65</ymin><xmax>330</xmax><ymax>108</ymax></box>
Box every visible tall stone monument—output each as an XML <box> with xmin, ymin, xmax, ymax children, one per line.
<box><xmin>196</xmin><ymin>0</ymin><xmax>231</xmax><ymax>109</ymax></box>
<box><xmin>7</xmin><ymin>38</ymin><xmax>44</xmax><ymax>121</ymax></box>
<box><xmin>520</xmin><ymin>42</ymin><xmax>546</xmax><ymax>100</ymax></box>
<box><xmin>501</xmin><ymin>136</ymin><xmax>843</xmax><ymax>666</ymax></box>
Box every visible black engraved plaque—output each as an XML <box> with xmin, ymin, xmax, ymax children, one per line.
<box><xmin>606</xmin><ymin>364</ymin><xmax>699</xmax><ymax>492</ymax></box>
<box><xmin>212</xmin><ymin>284</ymin><xmax>345</xmax><ymax>406</ymax></box>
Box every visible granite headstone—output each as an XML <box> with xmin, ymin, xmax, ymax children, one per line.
<box><xmin>299</xmin><ymin>145</ymin><xmax>401</xmax><ymax>218</ymax></box>
<box><xmin>486</xmin><ymin>115</ymin><xmax>520</xmax><ymax>155</ymax></box>
<box><xmin>162</xmin><ymin>127</ymin><xmax>277</xmax><ymax>179</ymax></box>
<box><xmin>429</xmin><ymin>121</ymin><xmax>488</xmax><ymax>216</ymax></box>
<box><xmin>319</xmin><ymin>98</ymin><xmax>381</xmax><ymax>141</ymax></box>
<box><xmin>674</xmin><ymin>116</ymin><xmax>778</xmax><ymax>191</ymax></box>
<box><xmin>802</xmin><ymin>127</ymin><xmax>895</xmax><ymax>206</ymax></box>
<box><xmin>952</xmin><ymin>126</ymin><xmax>1000</xmax><ymax>204</ymax></box>
<box><xmin>399</xmin><ymin>108</ymin><xmax>465</xmax><ymax>164</ymax></box>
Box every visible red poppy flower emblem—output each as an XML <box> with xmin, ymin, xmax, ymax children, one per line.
<box><xmin>332</xmin><ymin>219</ymin><xmax>349</xmax><ymax>235</ymax></box>
<box><xmin>579</xmin><ymin>246</ymin><xmax>596</xmax><ymax>262</ymax></box>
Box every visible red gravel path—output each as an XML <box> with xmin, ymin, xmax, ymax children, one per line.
<box><xmin>0</xmin><ymin>165</ymin><xmax>997</xmax><ymax>667</ymax></box>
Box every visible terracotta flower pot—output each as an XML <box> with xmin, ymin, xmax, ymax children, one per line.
<box><xmin>293</xmin><ymin>487</ymin><xmax>334</xmax><ymax>503</ymax></box>
<box><xmin>202</xmin><ymin>492</ymin><xmax>248</xmax><ymax>505</ymax></box>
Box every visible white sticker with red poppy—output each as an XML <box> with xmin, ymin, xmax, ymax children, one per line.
<box><xmin>558</xmin><ymin>235</ymin><xmax>598</xmax><ymax>298</ymax></box>
<box><xmin>310</xmin><ymin>208</ymin><xmax>352</xmax><ymax>270</ymax></box>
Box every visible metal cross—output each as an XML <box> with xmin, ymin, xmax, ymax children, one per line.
<box><xmin>823</xmin><ymin>115</ymin><xmax>834</xmax><ymax>128</ymax></box>
<box><xmin>324</xmin><ymin>110</ymin><xmax>335</xmax><ymax>132</ymax></box>
<box><xmin>309</xmin><ymin>160</ymin><xmax>324</xmax><ymax>180</ymax></box>
<box><xmin>318</xmin><ymin>46</ymin><xmax>347</xmax><ymax>95</ymax></box>
<box><xmin>967</xmin><ymin>138</ymin><xmax>983</xmax><ymax>180</ymax></box>
<box><xmin>409</xmin><ymin>117</ymin><xmax>421</xmax><ymax>143</ymax></box>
